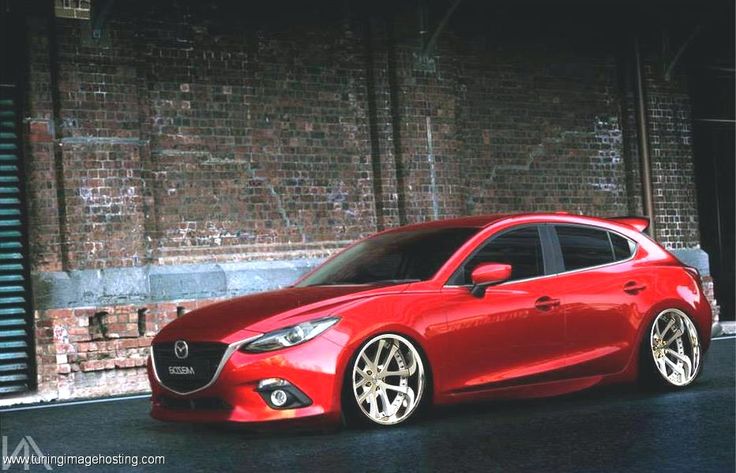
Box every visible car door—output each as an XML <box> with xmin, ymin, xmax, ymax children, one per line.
<box><xmin>550</xmin><ymin>224</ymin><xmax>642</xmax><ymax>377</ymax></box>
<box><xmin>442</xmin><ymin>225</ymin><xmax>567</xmax><ymax>394</ymax></box>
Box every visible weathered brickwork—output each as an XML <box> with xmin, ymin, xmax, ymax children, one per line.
<box><xmin>35</xmin><ymin>299</ymin><xmax>216</xmax><ymax>400</ymax></box>
<box><xmin>458</xmin><ymin>47</ymin><xmax>630</xmax><ymax>217</ymax></box>
<box><xmin>18</xmin><ymin>3</ymin><xmax>716</xmax><ymax>400</ymax></box>
<box><xmin>643</xmin><ymin>64</ymin><xmax>701</xmax><ymax>249</ymax></box>
<box><xmin>25</xmin><ymin>18</ymin><xmax>65</xmax><ymax>272</ymax></box>
<box><xmin>143</xmin><ymin>22</ymin><xmax>377</xmax><ymax>260</ymax></box>
<box><xmin>353</xmin><ymin>24</ymin><xmax>637</xmax><ymax>225</ymax></box>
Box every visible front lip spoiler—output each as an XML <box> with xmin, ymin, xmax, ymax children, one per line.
<box><xmin>150</xmin><ymin>335</ymin><xmax>262</xmax><ymax>396</ymax></box>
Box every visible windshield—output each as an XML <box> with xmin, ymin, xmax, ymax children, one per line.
<box><xmin>297</xmin><ymin>227</ymin><xmax>480</xmax><ymax>287</ymax></box>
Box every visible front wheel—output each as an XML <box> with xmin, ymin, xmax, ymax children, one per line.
<box><xmin>643</xmin><ymin>308</ymin><xmax>703</xmax><ymax>388</ymax></box>
<box><xmin>345</xmin><ymin>333</ymin><xmax>426</xmax><ymax>426</ymax></box>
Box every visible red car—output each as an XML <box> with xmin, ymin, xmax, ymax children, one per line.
<box><xmin>148</xmin><ymin>213</ymin><xmax>712</xmax><ymax>427</ymax></box>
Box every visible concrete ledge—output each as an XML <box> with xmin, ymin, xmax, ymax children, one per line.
<box><xmin>713</xmin><ymin>321</ymin><xmax>736</xmax><ymax>338</ymax></box>
<box><xmin>30</xmin><ymin>249</ymin><xmax>712</xmax><ymax>311</ymax></box>
<box><xmin>31</xmin><ymin>258</ymin><xmax>322</xmax><ymax>310</ymax></box>
<box><xmin>670</xmin><ymin>248</ymin><xmax>710</xmax><ymax>276</ymax></box>
<box><xmin>149</xmin><ymin>264</ymin><xmax>226</xmax><ymax>301</ymax></box>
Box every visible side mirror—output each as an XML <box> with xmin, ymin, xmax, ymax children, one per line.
<box><xmin>470</xmin><ymin>263</ymin><xmax>512</xmax><ymax>297</ymax></box>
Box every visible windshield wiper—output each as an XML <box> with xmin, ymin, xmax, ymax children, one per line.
<box><xmin>369</xmin><ymin>279</ymin><xmax>421</xmax><ymax>285</ymax></box>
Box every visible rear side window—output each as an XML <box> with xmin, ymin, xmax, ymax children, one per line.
<box><xmin>610</xmin><ymin>233</ymin><xmax>636</xmax><ymax>261</ymax></box>
<box><xmin>555</xmin><ymin>225</ymin><xmax>635</xmax><ymax>271</ymax></box>
<box><xmin>453</xmin><ymin>226</ymin><xmax>544</xmax><ymax>284</ymax></box>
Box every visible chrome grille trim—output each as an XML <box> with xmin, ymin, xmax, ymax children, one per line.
<box><xmin>150</xmin><ymin>335</ymin><xmax>260</xmax><ymax>396</ymax></box>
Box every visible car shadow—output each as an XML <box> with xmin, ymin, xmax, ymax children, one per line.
<box><xmin>141</xmin><ymin>375</ymin><xmax>717</xmax><ymax>439</ymax></box>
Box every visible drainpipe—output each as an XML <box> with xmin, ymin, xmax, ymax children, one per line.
<box><xmin>418</xmin><ymin>0</ymin><xmax>428</xmax><ymax>50</ymax></box>
<box><xmin>47</xmin><ymin>0</ymin><xmax>71</xmax><ymax>269</ymax></box>
<box><xmin>633</xmin><ymin>37</ymin><xmax>656</xmax><ymax>238</ymax></box>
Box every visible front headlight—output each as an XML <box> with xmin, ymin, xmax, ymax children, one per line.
<box><xmin>241</xmin><ymin>316</ymin><xmax>340</xmax><ymax>353</ymax></box>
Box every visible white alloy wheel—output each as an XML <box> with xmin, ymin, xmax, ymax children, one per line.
<box><xmin>649</xmin><ymin>309</ymin><xmax>701</xmax><ymax>387</ymax></box>
<box><xmin>351</xmin><ymin>334</ymin><xmax>425</xmax><ymax>425</ymax></box>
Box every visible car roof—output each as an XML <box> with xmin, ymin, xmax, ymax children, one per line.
<box><xmin>382</xmin><ymin>212</ymin><xmax>563</xmax><ymax>232</ymax></box>
<box><xmin>383</xmin><ymin>214</ymin><xmax>510</xmax><ymax>231</ymax></box>
<box><xmin>381</xmin><ymin>212</ymin><xmax>642</xmax><ymax>234</ymax></box>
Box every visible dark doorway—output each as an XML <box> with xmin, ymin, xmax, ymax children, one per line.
<box><xmin>687</xmin><ymin>3</ymin><xmax>735</xmax><ymax>321</ymax></box>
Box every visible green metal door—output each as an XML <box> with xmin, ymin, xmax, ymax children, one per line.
<box><xmin>0</xmin><ymin>85</ymin><xmax>34</xmax><ymax>395</ymax></box>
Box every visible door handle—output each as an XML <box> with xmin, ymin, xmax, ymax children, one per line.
<box><xmin>535</xmin><ymin>296</ymin><xmax>560</xmax><ymax>311</ymax></box>
<box><xmin>623</xmin><ymin>281</ymin><xmax>647</xmax><ymax>294</ymax></box>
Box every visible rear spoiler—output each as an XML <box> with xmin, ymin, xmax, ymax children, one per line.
<box><xmin>607</xmin><ymin>216</ymin><xmax>650</xmax><ymax>232</ymax></box>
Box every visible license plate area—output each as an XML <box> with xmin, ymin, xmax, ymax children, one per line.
<box><xmin>166</xmin><ymin>359</ymin><xmax>211</xmax><ymax>379</ymax></box>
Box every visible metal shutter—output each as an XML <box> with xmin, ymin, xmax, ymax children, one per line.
<box><xmin>0</xmin><ymin>85</ymin><xmax>34</xmax><ymax>395</ymax></box>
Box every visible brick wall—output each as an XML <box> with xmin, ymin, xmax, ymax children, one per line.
<box><xmin>644</xmin><ymin>64</ymin><xmax>701</xmax><ymax>248</ymax></box>
<box><xmin>19</xmin><ymin>2</ymin><xmax>716</xmax><ymax>401</ymax></box>
<box><xmin>26</xmin><ymin>18</ymin><xmax>64</xmax><ymax>273</ymax></box>
<box><xmin>458</xmin><ymin>46</ymin><xmax>629</xmax><ymax>217</ymax></box>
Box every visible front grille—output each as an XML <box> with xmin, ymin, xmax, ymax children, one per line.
<box><xmin>152</xmin><ymin>342</ymin><xmax>229</xmax><ymax>393</ymax></box>
<box><xmin>157</xmin><ymin>396</ymin><xmax>232</xmax><ymax>411</ymax></box>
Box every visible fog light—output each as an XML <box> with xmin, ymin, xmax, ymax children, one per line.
<box><xmin>270</xmin><ymin>389</ymin><xmax>288</xmax><ymax>407</ymax></box>
<box><xmin>256</xmin><ymin>378</ymin><xmax>312</xmax><ymax>409</ymax></box>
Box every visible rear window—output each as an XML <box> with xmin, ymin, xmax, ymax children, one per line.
<box><xmin>555</xmin><ymin>225</ymin><xmax>635</xmax><ymax>271</ymax></box>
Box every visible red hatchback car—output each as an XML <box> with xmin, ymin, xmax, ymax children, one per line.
<box><xmin>148</xmin><ymin>213</ymin><xmax>712</xmax><ymax>427</ymax></box>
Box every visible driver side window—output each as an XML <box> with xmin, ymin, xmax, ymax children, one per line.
<box><xmin>452</xmin><ymin>226</ymin><xmax>544</xmax><ymax>285</ymax></box>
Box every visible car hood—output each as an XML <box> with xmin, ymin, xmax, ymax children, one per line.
<box><xmin>153</xmin><ymin>284</ymin><xmax>408</xmax><ymax>345</ymax></box>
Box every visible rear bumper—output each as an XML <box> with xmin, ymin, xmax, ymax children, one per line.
<box><xmin>148</xmin><ymin>336</ymin><xmax>345</xmax><ymax>425</ymax></box>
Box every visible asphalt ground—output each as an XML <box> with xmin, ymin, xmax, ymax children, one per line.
<box><xmin>0</xmin><ymin>338</ymin><xmax>734</xmax><ymax>473</ymax></box>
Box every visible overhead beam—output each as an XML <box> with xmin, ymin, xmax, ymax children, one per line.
<box><xmin>421</xmin><ymin>0</ymin><xmax>463</xmax><ymax>56</ymax></box>
<box><xmin>664</xmin><ymin>24</ymin><xmax>703</xmax><ymax>81</ymax></box>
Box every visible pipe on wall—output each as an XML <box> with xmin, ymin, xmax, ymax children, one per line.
<box><xmin>633</xmin><ymin>37</ymin><xmax>657</xmax><ymax>238</ymax></box>
<box><xmin>47</xmin><ymin>0</ymin><xmax>71</xmax><ymax>269</ymax></box>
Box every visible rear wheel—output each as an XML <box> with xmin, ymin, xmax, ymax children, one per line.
<box><xmin>345</xmin><ymin>333</ymin><xmax>426</xmax><ymax>426</ymax></box>
<box><xmin>643</xmin><ymin>309</ymin><xmax>702</xmax><ymax>388</ymax></box>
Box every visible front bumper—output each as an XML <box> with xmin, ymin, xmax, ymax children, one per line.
<box><xmin>148</xmin><ymin>335</ymin><xmax>345</xmax><ymax>425</ymax></box>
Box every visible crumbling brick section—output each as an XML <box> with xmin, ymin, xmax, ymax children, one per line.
<box><xmin>34</xmin><ymin>299</ymin><xmax>213</xmax><ymax>399</ymax></box>
<box><xmin>701</xmin><ymin>276</ymin><xmax>720</xmax><ymax>322</ymax></box>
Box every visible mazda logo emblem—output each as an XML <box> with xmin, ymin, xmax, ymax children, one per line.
<box><xmin>174</xmin><ymin>340</ymin><xmax>189</xmax><ymax>359</ymax></box>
